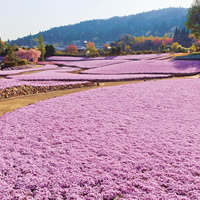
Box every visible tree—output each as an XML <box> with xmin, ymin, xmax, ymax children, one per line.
<box><xmin>173</xmin><ymin>27</ymin><xmax>192</xmax><ymax>47</ymax></box>
<box><xmin>159</xmin><ymin>43</ymin><xmax>166</xmax><ymax>53</ymax></box>
<box><xmin>4</xmin><ymin>45</ymin><xmax>19</xmax><ymax>62</ymax></box>
<box><xmin>15</xmin><ymin>48</ymin><xmax>41</xmax><ymax>62</ymax></box>
<box><xmin>190</xmin><ymin>45</ymin><xmax>197</xmax><ymax>52</ymax></box>
<box><xmin>86</xmin><ymin>42</ymin><xmax>99</xmax><ymax>57</ymax></box>
<box><xmin>45</xmin><ymin>45</ymin><xmax>55</xmax><ymax>57</ymax></box>
<box><xmin>66</xmin><ymin>44</ymin><xmax>78</xmax><ymax>54</ymax></box>
<box><xmin>124</xmin><ymin>45</ymin><xmax>132</xmax><ymax>54</ymax></box>
<box><xmin>98</xmin><ymin>49</ymin><xmax>105</xmax><ymax>56</ymax></box>
<box><xmin>38</xmin><ymin>34</ymin><xmax>46</xmax><ymax>61</ymax></box>
<box><xmin>111</xmin><ymin>47</ymin><xmax>117</xmax><ymax>56</ymax></box>
<box><xmin>116</xmin><ymin>46</ymin><xmax>122</xmax><ymax>56</ymax></box>
<box><xmin>103</xmin><ymin>43</ymin><xmax>110</xmax><ymax>51</ymax></box>
<box><xmin>86</xmin><ymin>42</ymin><xmax>96</xmax><ymax>49</ymax></box>
<box><xmin>171</xmin><ymin>42</ymin><xmax>180</xmax><ymax>52</ymax></box>
<box><xmin>189</xmin><ymin>33</ymin><xmax>200</xmax><ymax>51</ymax></box>
<box><xmin>0</xmin><ymin>38</ymin><xmax>5</xmax><ymax>54</ymax></box>
<box><xmin>29</xmin><ymin>49</ymin><xmax>41</xmax><ymax>62</ymax></box>
<box><xmin>185</xmin><ymin>0</ymin><xmax>200</xmax><ymax>39</ymax></box>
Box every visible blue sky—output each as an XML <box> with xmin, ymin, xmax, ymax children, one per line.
<box><xmin>0</xmin><ymin>0</ymin><xmax>192</xmax><ymax>41</ymax></box>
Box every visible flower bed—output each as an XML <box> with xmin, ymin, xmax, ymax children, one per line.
<box><xmin>47</xmin><ymin>60</ymin><xmax>129</xmax><ymax>69</ymax></box>
<box><xmin>0</xmin><ymin>79</ymin><xmax>89</xmax><ymax>90</ymax></box>
<box><xmin>0</xmin><ymin>65</ymin><xmax>59</xmax><ymax>76</ymax></box>
<box><xmin>47</xmin><ymin>54</ymin><xmax>170</xmax><ymax>61</ymax></box>
<box><xmin>0</xmin><ymin>79</ymin><xmax>200</xmax><ymax>199</ymax></box>
<box><xmin>7</xmin><ymin>70</ymin><xmax>171</xmax><ymax>82</ymax></box>
<box><xmin>47</xmin><ymin>56</ymin><xmax>87</xmax><ymax>61</ymax></box>
<box><xmin>82</xmin><ymin>60</ymin><xmax>200</xmax><ymax>75</ymax></box>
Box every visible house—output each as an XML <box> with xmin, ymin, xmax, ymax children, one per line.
<box><xmin>55</xmin><ymin>46</ymin><xmax>65</xmax><ymax>51</ymax></box>
<box><xmin>78</xmin><ymin>46</ymin><xmax>86</xmax><ymax>52</ymax></box>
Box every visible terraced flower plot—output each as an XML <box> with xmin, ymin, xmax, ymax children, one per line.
<box><xmin>7</xmin><ymin>69</ymin><xmax>171</xmax><ymax>82</ymax></box>
<box><xmin>47</xmin><ymin>60</ymin><xmax>129</xmax><ymax>69</ymax></box>
<box><xmin>82</xmin><ymin>60</ymin><xmax>200</xmax><ymax>75</ymax></box>
<box><xmin>0</xmin><ymin>65</ymin><xmax>59</xmax><ymax>76</ymax></box>
<box><xmin>1</xmin><ymin>54</ymin><xmax>200</xmax><ymax>199</ymax></box>
<box><xmin>0</xmin><ymin>79</ymin><xmax>89</xmax><ymax>90</ymax></box>
<box><xmin>1</xmin><ymin>79</ymin><xmax>200</xmax><ymax>199</ymax></box>
<box><xmin>47</xmin><ymin>54</ymin><xmax>170</xmax><ymax>61</ymax></box>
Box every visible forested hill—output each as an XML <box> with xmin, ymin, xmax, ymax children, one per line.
<box><xmin>11</xmin><ymin>7</ymin><xmax>188</xmax><ymax>46</ymax></box>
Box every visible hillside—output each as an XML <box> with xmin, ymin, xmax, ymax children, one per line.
<box><xmin>11</xmin><ymin>7</ymin><xmax>188</xmax><ymax>47</ymax></box>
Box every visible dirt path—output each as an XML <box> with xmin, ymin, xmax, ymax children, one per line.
<box><xmin>0</xmin><ymin>75</ymin><xmax>199</xmax><ymax>117</ymax></box>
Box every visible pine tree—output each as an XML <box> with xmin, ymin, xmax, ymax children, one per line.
<box><xmin>185</xmin><ymin>0</ymin><xmax>200</xmax><ymax>39</ymax></box>
<box><xmin>173</xmin><ymin>27</ymin><xmax>192</xmax><ymax>47</ymax></box>
<box><xmin>38</xmin><ymin>34</ymin><xmax>46</xmax><ymax>61</ymax></box>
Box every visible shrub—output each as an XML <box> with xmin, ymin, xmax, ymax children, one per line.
<box><xmin>122</xmin><ymin>51</ymin><xmax>127</xmax><ymax>55</ymax></box>
<box><xmin>171</xmin><ymin>42</ymin><xmax>180</xmax><ymax>52</ymax></box>
<box><xmin>66</xmin><ymin>44</ymin><xmax>78</xmax><ymax>54</ymax></box>
<box><xmin>136</xmin><ymin>51</ymin><xmax>142</xmax><ymax>55</ymax></box>
<box><xmin>88</xmin><ymin>50</ymin><xmax>100</xmax><ymax>57</ymax></box>
<box><xmin>17</xmin><ymin>59</ymin><xmax>28</xmax><ymax>66</ymax></box>
<box><xmin>4</xmin><ymin>61</ymin><xmax>17</xmax><ymax>68</ymax></box>
<box><xmin>132</xmin><ymin>51</ymin><xmax>136</xmax><ymax>55</ymax></box>
<box><xmin>98</xmin><ymin>49</ymin><xmax>105</xmax><ymax>56</ymax></box>
<box><xmin>190</xmin><ymin>45</ymin><xmax>197</xmax><ymax>52</ymax></box>
<box><xmin>160</xmin><ymin>49</ymin><xmax>169</xmax><ymax>53</ymax></box>
<box><xmin>45</xmin><ymin>45</ymin><xmax>55</xmax><ymax>57</ymax></box>
<box><xmin>54</xmin><ymin>51</ymin><xmax>85</xmax><ymax>57</ymax></box>
<box><xmin>143</xmin><ymin>50</ymin><xmax>154</xmax><ymax>54</ymax></box>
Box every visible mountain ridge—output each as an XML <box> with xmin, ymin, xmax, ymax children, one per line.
<box><xmin>11</xmin><ymin>7</ymin><xmax>188</xmax><ymax>47</ymax></box>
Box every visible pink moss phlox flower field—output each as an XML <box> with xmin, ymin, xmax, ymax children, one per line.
<box><xmin>46</xmin><ymin>56</ymin><xmax>88</xmax><ymax>61</ymax></box>
<box><xmin>7</xmin><ymin>70</ymin><xmax>170</xmax><ymax>81</ymax></box>
<box><xmin>24</xmin><ymin>81</ymin><xmax>88</xmax><ymax>87</ymax></box>
<box><xmin>1</xmin><ymin>79</ymin><xmax>200</xmax><ymax>199</ymax></box>
<box><xmin>0</xmin><ymin>65</ymin><xmax>59</xmax><ymax>76</ymax></box>
<box><xmin>47</xmin><ymin>60</ymin><xmax>129</xmax><ymax>69</ymax></box>
<box><xmin>82</xmin><ymin>60</ymin><xmax>200</xmax><ymax>74</ymax></box>
<box><xmin>47</xmin><ymin>54</ymin><xmax>170</xmax><ymax>61</ymax></box>
<box><xmin>0</xmin><ymin>79</ymin><xmax>26</xmax><ymax>89</ymax></box>
<box><xmin>93</xmin><ymin>53</ymin><xmax>170</xmax><ymax>60</ymax></box>
<box><xmin>0</xmin><ymin>78</ymin><xmax>88</xmax><ymax>90</ymax></box>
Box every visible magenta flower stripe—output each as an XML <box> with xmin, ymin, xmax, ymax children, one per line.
<box><xmin>0</xmin><ymin>79</ymin><xmax>89</xmax><ymax>90</ymax></box>
<box><xmin>7</xmin><ymin>70</ymin><xmax>170</xmax><ymax>81</ymax></box>
<box><xmin>47</xmin><ymin>54</ymin><xmax>170</xmax><ymax>61</ymax></box>
<box><xmin>47</xmin><ymin>60</ymin><xmax>130</xmax><ymax>69</ymax></box>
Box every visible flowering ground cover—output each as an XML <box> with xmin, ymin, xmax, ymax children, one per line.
<box><xmin>46</xmin><ymin>60</ymin><xmax>129</xmax><ymax>69</ymax></box>
<box><xmin>0</xmin><ymin>65</ymin><xmax>60</xmax><ymax>76</ymax></box>
<box><xmin>0</xmin><ymin>79</ymin><xmax>25</xmax><ymax>90</ymax></box>
<box><xmin>0</xmin><ymin>78</ymin><xmax>200</xmax><ymax>199</ymax></box>
<box><xmin>0</xmin><ymin>78</ymin><xmax>89</xmax><ymax>90</ymax></box>
<box><xmin>47</xmin><ymin>56</ymin><xmax>87</xmax><ymax>61</ymax></box>
<box><xmin>92</xmin><ymin>53</ymin><xmax>170</xmax><ymax>60</ymax></box>
<box><xmin>82</xmin><ymin>60</ymin><xmax>200</xmax><ymax>75</ymax></box>
<box><xmin>7</xmin><ymin>70</ymin><xmax>171</xmax><ymax>82</ymax></box>
<box><xmin>47</xmin><ymin>54</ymin><xmax>170</xmax><ymax>61</ymax></box>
